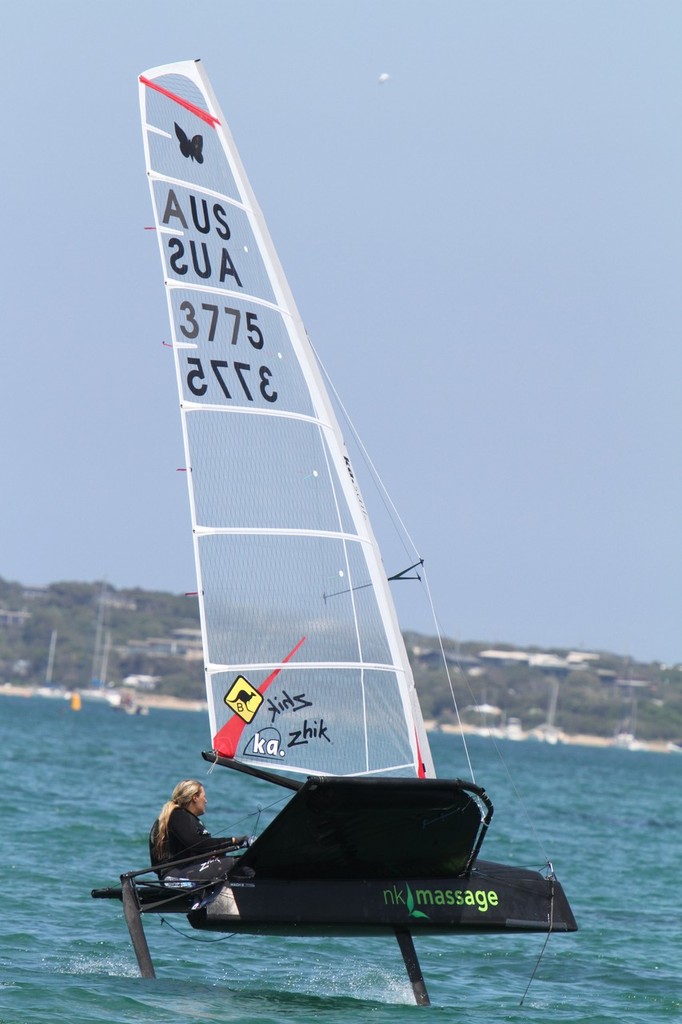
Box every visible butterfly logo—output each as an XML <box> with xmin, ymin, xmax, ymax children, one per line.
<box><xmin>174</xmin><ymin>122</ymin><xmax>204</xmax><ymax>163</ymax></box>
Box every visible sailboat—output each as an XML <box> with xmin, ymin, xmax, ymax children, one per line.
<box><xmin>92</xmin><ymin>60</ymin><xmax>576</xmax><ymax>1005</ymax></box>
<box><xmin>533</xmin><ymin>676</ymin><xmax>561</xmax><ymax>744</ymax></box>
<box><xmin>82</xmin><ymin>584</ymin><xmax>119</xmax><ymax>705</ymax></box>
<box><xmin>36</xmin><ymin>629</ymin><xmax>67</xmax><ymax>698</ymax></box>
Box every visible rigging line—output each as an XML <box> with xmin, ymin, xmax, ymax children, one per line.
<box><xmin>324</xmin><ymin>580</ymin><xmax>373</xmax><ymax>601</ymax></box>
<box><xmin>211</xmin><ymin>794</ymin><xmax>287</xmax><ymax>837</ymax></box>
<box><xmin>418</xmin><ymin>576</ymin><xmax>552</xmax><ymax>865</ymax></box>
<box><xmin>309</xmin><ymin>333</ymin><xmax>479</xmax><ymax>784</ymax></box>
<box><xmin>484</xmin><ymin>733</ymin><xmax>551</xmax><ymax>866</ymax></box>
<box><xmin>389</xmin><ymin>560</ymin><xmax>424</xmax><ymax>581</ymax></box>
<box><xmin>309</xmin><ymin>336</ymin><xmax>480</xmax><ymax>784</ymax></box>
<box><xmin>323</xmin><ymin>560</ymin><xmax>424</xmax><ymax>601</ymax></box>
<box><xmin>309</xmin><ymin>337</ymin><xmax>420</xmax><ymax>565</ymax></box>
<box><xmin>159</xmin><ymin>917</ymin><xmax>235</xmax><ymax>942</ymax></box>
<box><xmin>419</xmin><ymin>563</ymin><xmax>476</xmax><ymax>784</ymax></box>
<box><xmin>212</xmin><ymin>805</ymin><xmax>268</xmax><ymax>830</ymax></box>
<box><xmin>471</xmin><ymin>713</ymin><xmax>551</xmax><ymax>864</ymax></box>
<box><xmin>133</xmin><ymin>885</ymin><xmax>215</xmax><ymax>914</ymax></box>
<box><xmin>519</xmin><ymin>875</ymin><xmax>556</xmax><ymax>1007</ymax></box>
<box><xmin>473</xmin><ymin>867</ymin><xmax>552</xmax><ymax>899</ymax></box>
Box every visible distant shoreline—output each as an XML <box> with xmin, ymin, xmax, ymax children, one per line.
<box><xmin>432</xmin><ymin>721</ymin><xmax>675</xmax><ymax>754</ymax></box>
<box><xmin>2</xmin><ymin>683</ymin><xmax>678</xmax><ymax>754</ymax></box>
<box><xmin>0</xmin><ymin>683</ymin><xmax>207</xmax><ymax>714</ymax></box>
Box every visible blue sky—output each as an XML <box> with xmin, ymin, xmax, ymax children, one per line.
<box><xmin>2</xmin><ymin>1</ymin><xmax>680</xmax><ymax>663</ymax></box>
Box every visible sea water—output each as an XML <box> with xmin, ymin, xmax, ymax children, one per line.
<box><xmin>0</xmin><ymin>695</ymin><xmax>679</xmax><ymax>1023</ymax></box>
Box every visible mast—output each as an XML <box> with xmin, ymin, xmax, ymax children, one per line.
<box><xmin>45</xmin><ymin>629</ymin><xmax>57</xmax><ymax>686</ymax></box>
<box><xmin>90</xmin><ymin>582</ymin><xmax>108</xmax><ymax>687</ymax></box>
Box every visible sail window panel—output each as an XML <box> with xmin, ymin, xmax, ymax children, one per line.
<box><xmin>186</xmin><ymin>412</ymin><xmax>356</xmax><ymax>534</ymax></box>
<box><xmin>198</xmin><ymin>534</ymin><xmax>392</xmax><ymax>668</ymax></box>
<box><xmin>169</xmin><ymin>289</ymin><xmax>316</xmax><ymax>417</ymax></box>
<box><xmin>145</xmin><ymin>127</ymin><xmax>240</xmax><ymax>202</ymax></box>
<box><xmin>336</xmin><ymin>539</ymin><xmax>395</xmax><ymax>664</ymax></box>
<box><xmin>143</xmin><ymin>74</ymin><xmax>242</xmax><ymax>201</ymax></box>
<box><xmin>207</xmin><ymin>667</ymin><xmax>412</xmax><ymax>777</ymax></box>
<box><xmin>151</xmin><ymin>180</ymin><xmax>276</xmax><ymax>302</ymax></box>
<box><xmin>362</xmin><ymin>669</ymin><xmax>416</xmax><ymax>774</ymax></box>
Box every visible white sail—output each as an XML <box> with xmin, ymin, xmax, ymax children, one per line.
<box><xmin>139</xmin><ymin>60</ymin><xmax>434</xmax><ymax>780</ymax></box>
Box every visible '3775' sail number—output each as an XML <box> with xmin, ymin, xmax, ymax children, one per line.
<box><xmin>178</xmin><ymin>301</ymin><xmax>264</xmax><ymax>347</ymax></box>
<box><xmin>177</xmin><ymin>300</ymin><xmax>278</xmax><ymax>403</ymax></box>
<box><xmin>185</xmin><ymin>358</ymin><xmax>278</xmax><ymax>403</ymax></box>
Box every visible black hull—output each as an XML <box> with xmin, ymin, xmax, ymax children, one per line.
<box><xmin>185</xmin><ymin>860</ymin><xmax>575</xmax><ymax>935</ymax></box>
<box><xmin>99</xmin><ymin>857</ymin><xmax>575</xmax><ymax>935</ymax></box>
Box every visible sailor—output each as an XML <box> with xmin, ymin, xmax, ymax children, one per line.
<box><xmin>149</xmin><ymin>779</ymin><xmax>252</xmax><ymax>882</ymax></box>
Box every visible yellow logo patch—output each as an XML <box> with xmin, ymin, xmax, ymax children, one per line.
<box><xmin>223</xmin><ymin>675</ymin><xmax>263</xmax><ymax>723</ymax></box>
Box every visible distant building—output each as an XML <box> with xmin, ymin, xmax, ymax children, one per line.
<box><xmin>0</xmin><ymin>608</ymin><xmax>31</xmax><ymax>628</ymax></box>
<box><xmin>567</xmin><ymin>651</ymin><xmax>600</xmax><ymax>663</ymax></box>
<box><xmin>614</xmin><ymin>677</ymin><xmax>651</xmax><ymax>690</ymax></box>
<box><xmin>478</xmin><ymin>649</ymin><xmax>531</xmax><ymax>664</ymax></box>
<box><xmin>102</xmin><ymin>593</ymin><xmax>137</xmax><ymax>611</ymax></box>
<box><xmin>477</xmin><ymin>648</ymin><xmax>602</xmax><ymax>674</ymax></box>
<box><xmin>123</xmin><ymin>674</ymin><xmax>160</xmax><ymax>690</ymax></box>
<box><xmin>409</xmin><ymin>645</ymin><xmax>479</xmax><ymax>668</ymax></box>
<box><xmin>124</xmin><ymin>628</ymin><xmax>203</xmax><ymax>660</ymax></box>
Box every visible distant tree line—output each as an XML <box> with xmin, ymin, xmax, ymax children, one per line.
<box><xmin>1</xmin><ymin>577</ymin><xmax>680</xmax><ymax>740</ymax></box>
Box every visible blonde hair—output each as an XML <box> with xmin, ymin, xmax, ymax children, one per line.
<box><xmin>152</xmin><ymin>779</ymin><xmax>204</xmax><ymax>861</ymax></box>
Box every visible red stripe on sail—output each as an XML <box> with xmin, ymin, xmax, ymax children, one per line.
<box><xmin>139</xmin><ymin>75</ymin><xmax>220</xmax><ymax>128</ymax></box>
<box><xmin>415</xmin><ymin>731</ymin><xmax>427</xmax><ymax>778</ymax></box>
<box><xmin>213</xmin><ymin>637</ymin><xmax>307</xmax><ymax>757</ymax></box>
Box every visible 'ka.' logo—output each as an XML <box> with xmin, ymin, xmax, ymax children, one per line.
<box><xmin>244</xmin><ymin>727</ymin><xmax>285</xmax><ymax>760</ymax></box>
<box><xmin>224</xmin><ymin>675</ymin><xmax>263</xmax><ymax>723</ymax></box>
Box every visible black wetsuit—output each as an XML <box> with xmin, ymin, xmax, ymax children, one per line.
<box><xmin>149</xmin><ymin>808</ymin><xmax>237</xmax><ymax>881</ymax></box>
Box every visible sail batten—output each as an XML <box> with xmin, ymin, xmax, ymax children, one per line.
<box><xmin>193</xmin><ymin>526</ymin><xmax>373</xmax><ymax>541</ymax></box>
<box><xmin>139</xmin><ymin>59</ymin><xmax>434</xmax><ymax>780</ymax></box>
<box><xmin>206</xmin><ymin>662</ymin><xmax>410</xmax><ymax>673</ymax></box>
<box><xmin>181</xmin><ymin>404</ymin><xmax>326</xmax><ymax>425</ymax></box>
<box><xmin>166</xmin><ymin>285</ymin><xmax>289</xmax><ymax>317</ymax></box>
<box><xmin>147</xmin><ymin>172</ymin><xmax>251</xmax><ymax>212</ymax></box>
